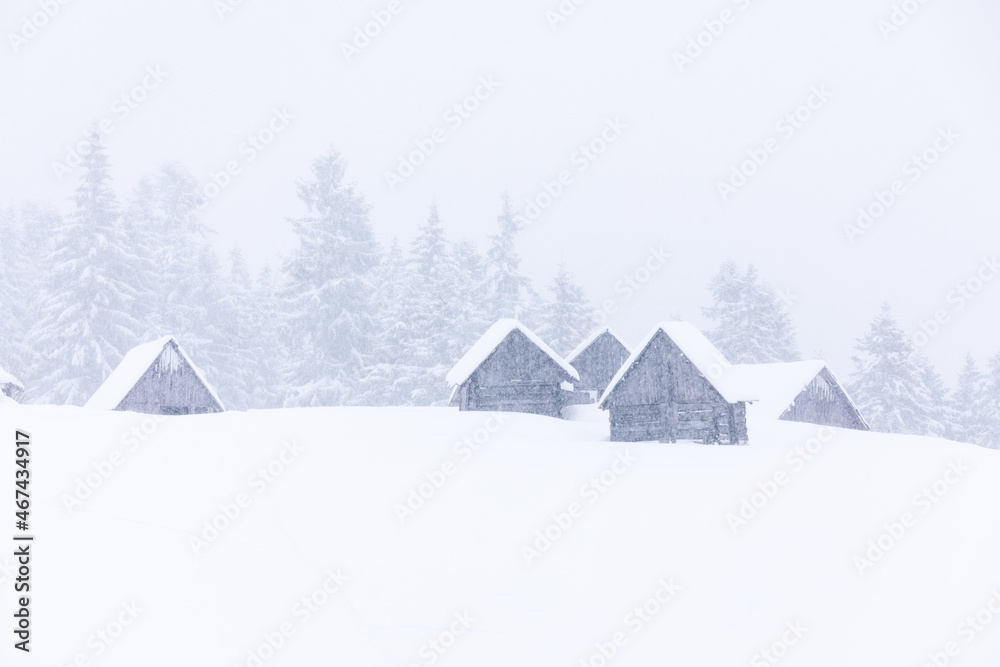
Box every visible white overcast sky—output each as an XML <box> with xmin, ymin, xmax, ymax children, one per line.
<box><xmin>2</xmin><ymin>0</ymin><xmax>998</xmax><ymax>382</ymax></box>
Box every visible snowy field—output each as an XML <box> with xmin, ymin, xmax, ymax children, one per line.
<box><xmin>3</xmin><ymin>404</ymin><xmax>1000</xmax><ymax>666</ymax></box>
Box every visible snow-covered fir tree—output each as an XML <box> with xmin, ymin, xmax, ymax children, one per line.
<box><xmin>402</xmin><ymin>204</ymin><xmax>466</xmax><ymax>404</ymax></box>
<box><xmin>485</xmin><ymin>192</ymin><xmax>532</xmax><ymax>325</ymax></box>
<box><xmin>355</xmin><ymin>239</ymin><xmax>426</xmax><ymax>407</ymax></box>
<box><xmin>0</xmin><ymin>207</ymin><xmax>27</xmax><ymax>376</ymax></box>
<box><xmin>248</xmin><ymin>265</ymin><xmax>289</xmax><ymax>409</ymax></box>
<box><xmin>1</xmin><ymin>204</ymin><xmax>63</xmax><ymax>384</ymax></box>
<box><xmin>452</xmin><ymin>239</ymin><xmax>490</xmax><ymax>357</ymax></box>
<box><xmin>916</xmin><ymin>354</ymin><xmax>953</xmax><ymax>439</ymax></box>
<box><xmin>203</xmin><ymin>246</ymin><xmax>256</xmax><ymax>410</ymax></box>
<box><xmin>126</xmin><ymin>163</ymin><xmax>210</xmax><ymax>343</ymax></box>
<box><xmin>282</xmin><ymin>147</ymin><xmax>381</xmax><ymax>407</ymax></box>
<box><xmin>952</xmin><ymin>354</ymin><xmax>988</xmax><ymax>446</ymax></box>
<box><xmin>537</xmin><ymin>261</ymin><xmax>599</xmax><ymax>357</ymax></box>
<box><xmin>703</xmin><ymin>260</ymin><xmax>798</xmax><ymax>363</ymax></box>
<box><xmin>848</xmin><ymin>303</ymin><xmax>935</xmax><ymax>435</ymax></box>
<box><xmin>27</xmin><ymin>135</ymin><xmax>147</xmax><ymax>405</ymax></box>
<box><xmin>981</xmin><ymin>354</ymin><xmax>1000</xmax><ymax>449</ymax></box>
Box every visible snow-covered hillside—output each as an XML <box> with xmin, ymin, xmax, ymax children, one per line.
<box><xmin>2</xmin><ymin>404</ymin><xmax>999</xmax><ymax>666</ymax></box>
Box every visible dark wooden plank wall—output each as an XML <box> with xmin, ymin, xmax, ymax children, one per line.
<box><xmin>780</xmin><ymin>367</ymin><xmax>868</xmax><ymax>431</ymax></box>
<box><xmin>572</xmin><ymin>332</ymin><xmax>631</xmax><ymax>395</ymax></box>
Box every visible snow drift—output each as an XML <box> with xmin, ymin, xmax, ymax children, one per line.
<box><xmin>1</xmin><ymin>403</ymin><xmax>999</xmax><ymax>666</ymax></box>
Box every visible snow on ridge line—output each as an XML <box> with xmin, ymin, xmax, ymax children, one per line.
<box><xmin>446</xmin><ymin>319</ymin><xmax>580</xmax><ymax>387</ymax></box>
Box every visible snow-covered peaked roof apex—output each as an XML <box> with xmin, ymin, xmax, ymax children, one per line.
<box><xmin>599</xmin><ymin>321</ymin><xmax>744</xmax><ymax>406</ymax></box>
<box><xmin>0</xmin><ymin>364</ymin><xmax>23</xmax><ymax>389</ymax></box>
<box><xmin>723</xmin><ymin>360</ymin><xmax>827</xmax><ymax>419</ymax></box>
<box><xmin>85</xmin><ymin>336</ymin><xmax>224</xmax><ymax>411</ymax></box>
<box><xmin>566</xmin><ymin>327</ymin><xmax>630</xmax><ymax>364</ymax></box>
<box><xmin>446</xmin><ymin>319</ymin><xmax>580</xmax><ymax>387</ymax></box>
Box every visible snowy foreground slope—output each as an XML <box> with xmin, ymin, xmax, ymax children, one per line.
<box><xmin>2</xmin><ymin>405</ymin><xmax>1000</xmax><ymax>666</ymax></box>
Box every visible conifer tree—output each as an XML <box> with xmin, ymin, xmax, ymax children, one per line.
<box><xmin>282</xmin><ymin>147</ymin><xmax>380</xmax><ymax>407</ymax></box>
<box><xmin>952</xmin><ymin>354</ymin><xmax>988</xmax><ymax>446</ymax></box>
<box><xmin>981</xmin><ymin>354</ymin><xmax>1000</xmax><ymax>449</ymax></box>
<box><xmin>406</xmin><ymin>204</ymin><xmax>462</xmax><ymax>385</ymax></box>
<box><xmin>28</xmin><ymin>134</ymin><xmax>146</xmax><ymax>405</ymax></box>
<box><xmin>848</xmin><ymin>303</ymin><xmax>933</xmax><ymax>435</ymax></box>
<box><xmin>538</xmin><ymin>261</ymin><xmax>598</xmax><ymax>357</ymax></box>
<box><xmin>485</xmin><ymin>192</ymin><xmax>531</xmax><ymax>324</ymax></box>
<box><xmin>703</xmin><ymin>260</ymin><xmax>798</xmax><ymax>363</ymax></box>
<box><xmin>355</xmin><ymin>239</ymin><xmax>424</xmax><ymax>406</ymax></box>
<box><xmin>452</xmin><ymin>239</ymin><xmax>489</xmax><ymax>354</ymax></box>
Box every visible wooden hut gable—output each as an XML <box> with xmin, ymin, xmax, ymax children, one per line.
<box><xmin>447</xmin><ymin>319</ymin><xmax>579</xmax><ymax>389</ymax></box>
<box><xmin>567</xmin><ymin>328</ymin><xmax>631</xmax><ymax>394</ymax></box>
<box><xmin>599</xmin><ymin>323</ymin><xmax>740</xmax><ymax>408</ymax></box>
<box><xmin>781</xmin><ymin>366</ymin><xmax>869</xmax><ymax>430</ymax></box>
<box><xmin>724</xmin><ymin>361</ymin><xmax>869</xmax><ymax>431</ymax></box>
<box><xmin>469</xmin><ymin>329</ymin><xmax>575</xmax><ymax>386</ymax></box>
<box><xmin>86</xmin><ymin>336</ymin><xmax>224</xmax><ymax>414</ymax></box>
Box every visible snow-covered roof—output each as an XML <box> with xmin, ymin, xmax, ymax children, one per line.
<box><xmin>446</xmin><ymin>319</ymin><xmax>580</xmax><ymax>387</ymax></box>
<box><xmin>0</xmin><ymin>365</ymin><xmax>23</xmax><ymax>389</ymax></box>
<box><xmin>599</xmin><ymin>322</ymin><xmax>746</xmax><ymax>406</ymax></box>
<box><xmin>85</xmin><ymin>336</ymin><xmax>224</xmax><ymax>411</ymax></box>
<box><xmin>566</xmin><ymin>327</ymin><xmax>630</xmax><ymax>364</ymax></box>
<box><xmin>723</xmin><ymin>361</ymin><xmax>827</xmax><ymax>420</ymax></box>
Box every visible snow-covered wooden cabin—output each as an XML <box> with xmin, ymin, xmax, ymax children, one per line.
<box><xmin>448</xmin><ymin>319</ymin><xmax>580</xmax><ymax>418</ymax></box>
<box><xmin>85</xmin><ymin>336</ymin><xmax>224</xmax><ymax>415</ymax></box>
<box><xmin>726</xmin><ymin>361</ymin><xmax>869</xmax><ymax>431</ymax></box>
<box><xmin>0</xmin><ymin>365</ymin><xmax>24</xmax><ymax>402</ymax></box>
<box><xmin>598</xmin><ymin>322</ymin><xmax>749</xmax><ymax>444</ymax></box>
<box><xmin>566</xmin><ymin>328</ymin><xmax>631</xmax><ymax>399</ymax></box>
